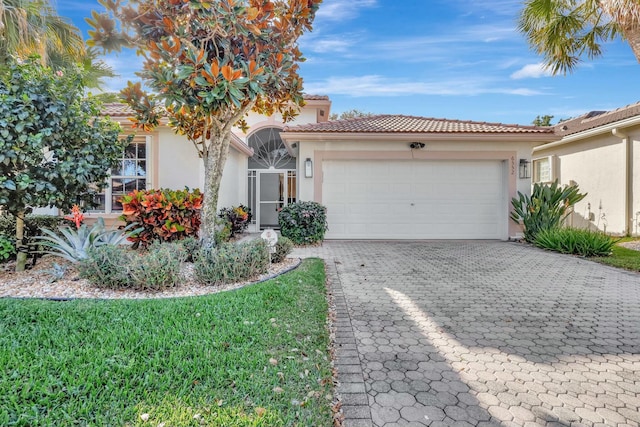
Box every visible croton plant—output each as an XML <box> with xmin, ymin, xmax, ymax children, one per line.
<box><xmin>119</xmin><ymin>188</ymin><xmax>203</xmax><ymax>248</ymax></box>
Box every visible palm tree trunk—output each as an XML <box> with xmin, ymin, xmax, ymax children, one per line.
<box><xmin>623</xmin><ymin>25</ymin><xmax>640</xmax><ymax>63</ymax></box>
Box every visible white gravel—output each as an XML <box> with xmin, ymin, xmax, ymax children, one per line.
<box><xmin>0</xmin><ymin>256</ymin><xmax>301</xmax><ymax>300</ymax></box>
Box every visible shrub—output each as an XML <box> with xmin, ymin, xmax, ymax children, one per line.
<box><xmin>0</xmin><ymin>213</ymin><xmax>66</xmax><ymax>254</ymax></box>
<box><xmin>271</xmin><ymin>236</ymin><xmax>294</xmax><ymax>263</ymax></box>
<box><xmin>534</xmin><ymin>227</ymin><xmax>616</xmax><ymax>257</ymax></box>
<box><xmin>119</xmin><ymin>187</ymin><xmax>203</xmax><ymax>248</ymax></box>
<box><xmin>175</xmin><ymin>236</ymin><xmax>201</xmax><ymax>262</ymax></box>
<box><xmin>0</xmin><ymin>234</ymin><xmax>15</xmax><ymax>261</ymax></box>
<box><xmin>510</xmin><ymin>180</ymin><xmax>586</xmax><ymax>243</ymax></box>
<box><xmin>37</xmin><ymin>218</ymin><xmax>137</xmax><ymax>263</ymax></box>
<box><xmin>129</xmin><ymin>242</ymin><xmax>186</xmax><ymax>290</ymax></box>
<box><xmin>194</xmin><ymin>239</ymin><xmax>270</xmax><ymax>285</ymax></box>
<box><xmin>79</xmin><ymin>242</ymin><xmax>186</xmax><ymax>290</ymax></box>
<box><xmin>278</xmin><ymin>201</ymin><xmax>328</xmax><ymax>245</ymax></box>
<box><xmin>218</xmin><ymin>205</ymin><xmax>252</xmax><ymax>239</ymax></box>
<box><xmin>214</xmin><ymin>217</ymin><xmax>232</xmax><ymax>245</ymax></box>
<box><xmin>78</xmin><ymin>245</ymin><xmax>131</xmax><ymax>288</ymax></box>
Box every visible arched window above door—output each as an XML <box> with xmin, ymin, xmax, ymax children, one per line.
<box><xmin>247</xmin><ymin>127</ymin><xmax>296</xmax><ymax>169</ymax></box>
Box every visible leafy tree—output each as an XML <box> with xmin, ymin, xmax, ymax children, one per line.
<box><xmin>532</xmin><ymin>114</ymin><xmax>555</xmax><ymax>126</ymax></box>
<box><xmin>87</xmin><ymin>0</ymin><xmax>322</xmax><ymax>243</ymax></box>
<box><xmin>0</xmin><ymin>58</ymin><xmax>129</xmax><ymax>271</ymax></box>
<box><xmin>329</xmin><ymin>109</ymin><xmax>374</xmax><ymax>121</ymax></box>
<box><xmin>519</xmin><ymin>0</ymin><xmax>640</xmax><ymax>74</ymax></box>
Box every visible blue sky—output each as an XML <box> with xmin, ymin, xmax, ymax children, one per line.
<box><xmin>57</xmin><ymin>0</ymin><xmax>639</xmax><ymax>125</ymax></box>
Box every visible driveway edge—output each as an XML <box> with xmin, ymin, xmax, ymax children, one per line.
<box><xmin>327</xmin><ymin>259</ymin><xmax>373</xmax><ymax>427</ymax></box>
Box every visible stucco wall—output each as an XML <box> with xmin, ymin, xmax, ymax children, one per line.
<box><xmin>156</xmin><ymin>128</ymin><xmax>201</xmax><ymax>190</ymax></box>
<box><xmin>535</xmin><ymin>127</ymin><xmax>640</xmax><ymax>235</ymax></box>
<box><xmin>296</xmin><ymin>139</ymin><xmax>535</xmax><ymax>203</ymax></box>
<box><xmin>217</xmin><ymin>148</ymin><xmax>248</xmax><ymax>210</ymax></box>
<box><xmin>232</xmin><ymin>108</ymin><xmax>322</xmax><ymax>143</ymax></box>
<box><xmin>155</xmin><ymin>127</ymin><xmax>248</xmax><ymax>211</ymax></box>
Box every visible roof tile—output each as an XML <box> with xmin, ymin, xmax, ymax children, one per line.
<box><xmin>554</xmin><ymin>101</ymin><xmax>640</xmax><ymax>137</ymax></box>
<box><xmin>283</xmin><ymin>114</ymin><xmax>553</xmax><ymax>134</ymax></box>
<box><xmin>100</xmin><ymin>94</ymin><xmax>329</xmax><ymax>117</ymax></box>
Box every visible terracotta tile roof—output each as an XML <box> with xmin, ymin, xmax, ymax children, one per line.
<box><xmin>302</xmin><ymin>94</ymin><xmax>330</xmax><ymax>101</ymax></box>
<box><xmin>555</xmin><ymin>101</ymin><xmax>640</xmax><ymax>137</ymax></box>
<box><xmin>283</xmin><ymin>114</ymin><xmax>554</xmax><ymax>134</ymax></box>
<box><xmin>101</xmin><ymin>95</ymin><xmax>328</xmax><ymax>117</ymax></box>
<box><xmin>101</xmin><ymin>103</ymin><xmax>134</xmax><ymax>117</ymax></box>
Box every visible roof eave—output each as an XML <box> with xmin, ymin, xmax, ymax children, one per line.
<box><xmin>536</xmin><ymin>115</ymin><xmax>640</xmax><ymax>153</ymax></box>
<box><xmin>280</xmin><ymin>131</ymin><xmax>558</xmax><ymax>143</ymax></box>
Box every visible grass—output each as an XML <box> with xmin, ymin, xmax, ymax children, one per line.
<box><xmin>594</xmin><ymin>244</ymin><xmax>640</xmax><ymax>272</ymax></box>
<box><xmin>0</xmin><ymin>259</ymin><xmax>333</xmax><ymax>427</ymax></box>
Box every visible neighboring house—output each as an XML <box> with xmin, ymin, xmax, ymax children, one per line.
<box><xmin>84</xmin><ymin>99</ymin><xmax>557</xmax><ymax>240</ymax></box>
<box><xmin>533</xmin><ymin>102</ymin><xmax>640</xmax><ymax>235</ymax></box>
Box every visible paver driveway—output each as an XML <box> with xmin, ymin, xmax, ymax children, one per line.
<box><xmin>292</xmin><ymin>241</ymin><xmax>640</xmax><ymax>427</ymax></box>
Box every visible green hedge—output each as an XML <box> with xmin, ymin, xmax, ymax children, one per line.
<box><xmin>534</xmin><ymin>227</ymin><xmax>615</xmax><ymax>257</ymax></box>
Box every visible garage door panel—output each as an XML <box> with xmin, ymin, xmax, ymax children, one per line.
<box><xmin>322</xmin><ymin>159</ymin><xmax>506</xmax><ymax>239</ymax></box>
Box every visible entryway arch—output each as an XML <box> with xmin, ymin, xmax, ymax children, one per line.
<box><xmin>247</xmin><ymin>126</ymin><xmax>297</xmax><ymax>230</ymax></box>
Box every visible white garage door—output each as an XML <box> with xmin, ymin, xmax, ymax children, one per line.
<box><xmin>322</xmin><ymin>159</ymin><xmax>506</xmax><ymax>239</ymax></box>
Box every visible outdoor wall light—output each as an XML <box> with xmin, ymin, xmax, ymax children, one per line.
<box><xmin>305</xmin><ymin>158</ymin><xmax>313</xmax><ymax>178</ymax></box>
<box><xmin>409</xmin><ymin>142</ymin><xmax>425</xmax><ymax>149</ymax></box>
<box><xmin>519</xmin><ymin>159</ymin><xmax>531</xmax><ymax>179</ymax></box>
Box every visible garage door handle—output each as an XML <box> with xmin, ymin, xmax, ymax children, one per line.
<box><xmin>410</xmin><ymin>203</ymin><xmax>415</xmax><ymax>206</ymax></box>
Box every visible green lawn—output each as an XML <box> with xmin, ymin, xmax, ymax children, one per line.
<box><xmin>0</xmin><ymin>259</ymin><xmax>333</xmax><ymax>427</ymax></box>
<box><xmin>594</xmin><ymin>244</ymin><xmax>640</xmax><ymax>272</ymax></box>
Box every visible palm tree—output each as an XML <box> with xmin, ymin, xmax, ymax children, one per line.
<box><xmin>0</xmin><ymin>0</ymin><xmax>85</xmax><ymax>68</ymax></box>
<box><xmin>1</xmin><ymin>0</ymin><xmax>117</xmax><ymax>91</ymax></box>
<box><xmin>518</xmin><ymin>0</ymin><xmax>640</xmax><ymax>74</ymax></box>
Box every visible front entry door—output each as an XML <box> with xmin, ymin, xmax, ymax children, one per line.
<box><xmin>253</xmin><ymin>170</ymin><xmax>296</xmax><ymax>230</ymax></box>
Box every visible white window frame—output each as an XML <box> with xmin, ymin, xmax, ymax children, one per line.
<box><xmin>94</xmin><ymin>135</ymin><xmax>152</xmax><ymax>213</ymax></box>
<box><xmin>533</xmin><ymin>156</ymin><xmax>554</xmax><ymax>184</ymax></box>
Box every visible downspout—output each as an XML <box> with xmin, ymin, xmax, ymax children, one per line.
<box><xmin>612</xmin><ymin>128</ymin><xmax>631</xmax><ymax>235</ymax></box>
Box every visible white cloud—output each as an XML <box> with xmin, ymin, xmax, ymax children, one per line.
<box><xmin>303</xmin><ymin>74</ymin><xmax>545</xmax><ymax>97</ymax></box>
<box><xmin>510</xmin><ymin>63</ymin><xmax>553</xmax><ymax>79</ymax></box>
<box><xmin>316</xmin><ymin>0</ymin><xmax>378</xmax><ymax>22</ymax></box>
<box><xmin>306</xmin><ymin>36</ymin><xmax>358</xmax><ymax>53</ymax></box>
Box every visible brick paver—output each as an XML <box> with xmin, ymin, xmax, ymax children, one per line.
<box><xmin>292</xmin><ymin>241</ymin><xmax>640</xmax><ymax>427</ymax></box>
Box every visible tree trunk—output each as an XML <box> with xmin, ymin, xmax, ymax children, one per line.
<box><xmin>200</xmin><ymin>130</ymin><xmax>233</xmax><ymax>245</ymax></box>
<box><xmin>623</xmin><ymin>25</ymin><xmax>640</xmax><ymax>64</ymax></box>
<box><xmin>15</xmin><ymin>210</ymin><xmax>27</xmax><ymax>272</ymax></box>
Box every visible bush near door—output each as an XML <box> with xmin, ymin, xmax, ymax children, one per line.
<box><xmin>278</xmin><ymin>201</ymin><xmax>328</xmax><ymax>245</ymax></box>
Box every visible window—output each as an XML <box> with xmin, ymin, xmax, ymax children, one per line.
<box><xmin>247</xmin><ymin>127</ymin><xmax>296</xmax><ymax>170</ymax></box>
<box><xmin>533</xmin><ymin>157</ymin><xmax>552</xmax><ymax>183</ymax></box>
<box><xmin>93</xmin><ymin>135</ymin><xmax>150</xmax><ymax>213</ymax></box>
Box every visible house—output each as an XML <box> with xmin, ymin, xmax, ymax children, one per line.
<box><xmin>533</xmin><ymin>102</ymin><xmax>640</xmax><ymax>235</ymax></box>
<box><xmin>280</xmin><ymin>116</ymin><xmax>556</xmax><ymax>240</ymax></box>
<box><xmin>92</xmin><ymin>98</ymin><xmax>557</xmax><ymax>240</ymax></box>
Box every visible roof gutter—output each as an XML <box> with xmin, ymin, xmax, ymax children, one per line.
<box><xmin>534</xmin><ymin>115</ymin><xmax>640</xmax><ymax>153</ymax></box>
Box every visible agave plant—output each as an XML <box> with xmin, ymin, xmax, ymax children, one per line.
<box><xmin>37</xmin><ymin>218</ymin><xmax>140</xmax><ymax>263</ymax></box>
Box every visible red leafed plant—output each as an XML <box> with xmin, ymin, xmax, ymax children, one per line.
<box><xmin>119</xmin><ymin>188</ymin><xmax>203</xmax><ymax>248</ymax></box>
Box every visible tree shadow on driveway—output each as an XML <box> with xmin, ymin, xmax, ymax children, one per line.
<box><xmin>332</xmin><ymin>241</ymin><xmax>640</xmax><ymax>426</ymax></box>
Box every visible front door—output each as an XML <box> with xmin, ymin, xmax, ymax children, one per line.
<box><xmin>249</xmin><ymin>170</ymin><xmax>296</xmax><ymax>230</ymax></box>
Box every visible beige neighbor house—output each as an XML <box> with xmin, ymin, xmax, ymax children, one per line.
<box><xmin>533</xmin><ymin>102</ymin><xmax>640</xmax><ymax>236</ymax></box>
<box><xmin>80</xmin><ymin>96</ymin><xmax>558</xmax><ymax>240</ymax></box>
